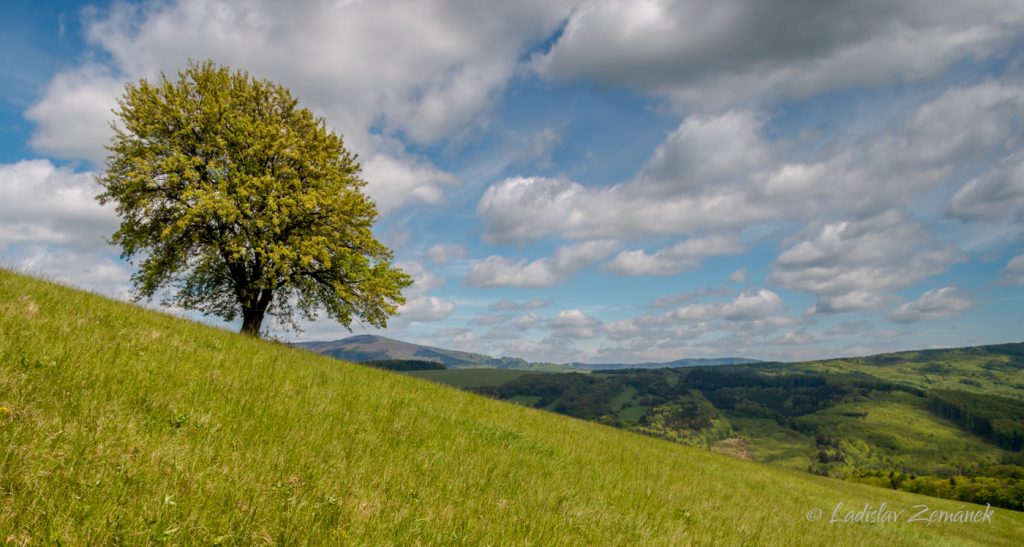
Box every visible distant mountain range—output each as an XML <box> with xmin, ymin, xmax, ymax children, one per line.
<box><xmin>564</xmin><ymin>357</ymin><xmax>763</xmax><ymax>370</ymax></box>
<box><xmin>295</xmin><ymin>335</ymin><xmax>760</xmax><ymax>370</ymax></box>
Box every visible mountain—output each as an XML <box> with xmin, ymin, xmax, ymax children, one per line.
<box><xmin>565</xmin><ymin>357</ymin><xmax>762</xmax><ymax>370</ymax></box>
<box><xmin>297</xmin><ymin>334</ymin><xmax>760</xmax><ymax>370</ymax></box>
<box><xmin>5</xmin><ymin>268</ymin><xmax>1023</xmax><ymax>544</ymax></box>
<box><xmin>295</xmin><ymin>334</ymin><xmax>532</xmax><ymax>369</ymax></box>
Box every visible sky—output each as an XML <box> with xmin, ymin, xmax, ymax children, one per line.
<box><xmin>2</xmin><ymin>0</ymin><xmax>1023</xmax><ymax>364</ymax></box>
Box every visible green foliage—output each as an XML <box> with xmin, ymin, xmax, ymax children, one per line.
<box><xmin>636</xmin><ymin>391</ymin><xmax>733</xmax><ymax>447</ymax></box>
<box><xmin>405</xmin><ymin>368</ymin><xmax>549</xmax><ymax>389</ymax></box>
<box><xmin>11</xmin><ymin>271</ymin><xmax>1024</xmax><ymax>543</ymax></box>
<box><xmin>362</xmin><ymin>359</ymin><xmax>446</xmax><ymax>372</ymax></box>
<box><xmin>928</xmin><ymin>390</ymin><xmax>1024</xmax><ymax>451</ymax></box>
<box><xmin>97</xmin><ymin>60</ymin><xmax>411</xmax><ymax>336</ymax></box>
<box><xmin>853</xmin><ymin>467</ymin><xmax>1024</xmax><ymax>511</ymax></box>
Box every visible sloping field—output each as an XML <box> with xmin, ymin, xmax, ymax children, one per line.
<box><xmin>1</xmin><ymin>269</ymin><xmax>1021</xmax><ymax>545</ymax></box>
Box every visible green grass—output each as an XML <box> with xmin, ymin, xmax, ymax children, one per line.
<box><xmin>786</xmin><ymin>348</ymin><xmax>1024</xmax><ymax>400</ymax></box>
<box><xmin>403</xmin><ymin>368</ymin><xmax>548</xmax><ymax>389</ymax></box>
<box><xmin>2</xmin><ymin>269</ymin><xmax>1024</xmax><ymax>545</ymax></box>
<box><xmin>729</xmin><ymin>416</ymin><xmax>816</xmax><ymax>468</ymax></box>
<box><xmin>793</xmin><ymin>392</ymin><xmax>1007</xmax><ymax>472</ymax></box>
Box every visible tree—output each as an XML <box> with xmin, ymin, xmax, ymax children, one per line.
<box><xmin>98</xmin><ymin>61</ymin><xmax>412</xmax><ymax>337</ymax></box>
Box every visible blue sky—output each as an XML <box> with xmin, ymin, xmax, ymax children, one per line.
<box><xmin>2</xmin><ymin>0</ymin><xmax>1023</xmax><ymax>363</ymax></box>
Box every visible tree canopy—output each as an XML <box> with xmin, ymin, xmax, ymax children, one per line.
<box><xmin>98</xmin><ymin>60</ymin><xmax>412</xmax><ymax>337</ymax></box>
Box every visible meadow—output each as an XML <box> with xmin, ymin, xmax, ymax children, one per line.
<box><xmin>2</xmin><ymin>269</ymin><xmax>1023</xmax><ymax>544</ymax></box>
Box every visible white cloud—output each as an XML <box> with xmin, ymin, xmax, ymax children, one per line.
<box><xmin>360</xmin><ymin>151</ymin><xmax>458</xmax><ymax>215</ymax></box>
<box><xmin>602</xmin><ymin>318</ymin><xmax>651</xmax><ymax>341</ymax></box>
<box><xmin>809</xmin><ymin>292</ymin><xmax>886</xmax><ymax>314</ymax></box>
<box><xmin>532</xmin><ymin>0</ymin><xmax>1023</xmax><ymax>107</ymax></box>
<box><xmin>477</xmin><ymin>112</ymin><xmax>777</xmax><ymax>243</ymax></box>
<box><xmin>477</xmin><ymin>174</ymin><xmax>773</xmax><ymax>244</ymax></box>
<box><xmin>450</xmin><ymin>327</ymin><xmax>477</xmax><ymax>346</ymax></box>
<box><xmin>27</xmin><ymin>0</ymin><xmax>577</xmax><ymax>211</ymax></box>
<box><xmin>770</xmin><ymin>330</ymin><xmax>814</xmax><ymax>346</ymax></box>
<box><xmin>947</xmin><ymin>151</ymin><xmax>1024</xmax><ymax>223</ymax></box>
<box><xmin>1000</xmin><ymin>253</ymin><xmax>1024</xmax><ymax>285</ymax></box>
<box><xmin>396</xmin><ymin>260</ymin><xmax>445</xmax><ymax>297</ymax></box>
<box><xmin>391</xmin><ymin>260</ymin><xmax>454</xmax><ymax>322</ymax></box>
<box><xmin>0</xmin><ymin>160</ymin><xmax>116</xmax><ymax>250</ymax></box>
<box><xmin>632</xmin><ymin>111</ymin><xmax>772</xmax><ymax>196</ymax></box>
<box><xmin>605</xmin><ymin>234</ymin><xmax>744</xmax><ymax>276</ymax></box>
<box><xmin>24</xmin><ymin>65</ymin><xmax>123</xmax><ymax>163</ymax></box>
<box><xmin>773</xmin><ymin>211</ymin><xmax>962</xmax><ymax>311</ymax></box>
<box><xmin>670</xmin><ymin>289</ymin><xmax>784</xmax><ymax>322</ymax></box>
<box><xmin>548</xmin><ymin>309</ymin><xmax>603</xmax><ymax>339</ymax></box>
<box><xmin>479</xmin><ymin>82</ymin><xmax>1024</xmax><ymax>245</ymax></box>
<box><xmin>10</xmin><ymin>245</ymin><xmax>131</xmax><ymax>297</ymax></box>
<box><xmin>398</xmin><ymin>296</ymin><xmax>456</xmax><ymax>322</ymax></box>
<box><xmin>890</xmin><ymin>286</ymin><xmax>974</xmax><ymax>323</ymax></box>
<box><xmin>512</xmin><ymin>312</ymin><xmax>542</xmax><ymax>330</ymax></box>
<box><xmin>425</xmin><ymin>243</ymin><xmax>468</xmax><ymax>265</ymax></box>
<box><xmin>465</xmin><ymin>240</ymin><xmax>617</xmax><ymax>288</ymax></box>
<box><xmin>728</xmin><ymin>268</ymin><xmax>746</xmax><ymax>283</ymax></box>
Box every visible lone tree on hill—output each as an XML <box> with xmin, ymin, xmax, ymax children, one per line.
<box><xmin>98</xmin><ymin>60</ymin><xmax>412</xmax><ymax>337</ymax></box>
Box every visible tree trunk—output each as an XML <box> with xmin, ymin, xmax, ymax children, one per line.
<box><xmin>239</xmin><ymin>289</ymin><xmax>274</xmax><ymax>337</ymax></box>
<box><xmin>240</xmin><ymin>308</ymin><xmax>264</xmax><ymax>337</ymax></box>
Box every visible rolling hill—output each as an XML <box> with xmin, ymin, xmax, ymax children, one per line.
<box><xmin>297</xmin><ymin>334</ymin><xmax>760</xmax><ymax>370</ymax></box>
<box><xmin>295</xmin><ymin>335</ymin><xmax>533</xmax><ymax>369</ymax></box>
<box><xmin>2</xmin><ymin>268</ymin><xmax>1022</xmax><ymax>544</ymax></box>
<box><xmin>417</xmin><ymin>345</ymin><xmax>1024</xmax><ymax>510</ymax></box>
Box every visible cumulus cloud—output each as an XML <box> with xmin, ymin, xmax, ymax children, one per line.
<box><xmin>391</xmin><ymin>260</ymin><xmax>454</xmax><ymax>322</ymax></box>
<box><xmin>480</xmin><ymin>81</ymin><xmax>1024</xmax><ymax>246</ymax></box>
<box><xmin>27</xmin><ymin>0</ymin><xmax>576</xmax><ymax>211</ymax></box>
<box><xmin>11</xmin><ymin>245</ymin><xmax>132</xmax><ymax>297</ymax></box>
<box><xmin>0</xmin><ymin>160</ymin><xmax>116</xmax><ymax>250</ymax></box>
<box><xmin>532</xmin><ymin>0</ymin><xmax>1024</xmax><ymax>107</ymax></box>
<box><xmin>809</xmin><ymin>292</ymin><xmax>887</xmax><ymax>314</ymax></box>
<box><xmin>1000</xmin><ymin>254</ymin><xmax>1024</xmax><ymax>285</ymax></box>
<box><xmin>889</xmin><ymin>287</ymin><xmax>975</xmax><ymax>323</ymax></box>
<box><xmin>360</xmin><ymin>152</ymin><xmax>458</xmax><ymax>214</ymax></box>
<box><xmin>947</xmin><ymin>151</ymin><xmax>1024</xmax><ymax>223</ymax></box>
<box><xmin>477</xmin><ymin>112</ymin><xmax>777</xmax><ymax>243</ymax></box>
<box><xmin>670</xmin><ymin>289</ymin><xmax>784</xmax><ymax>322</ymax></box>
<box><xmin>465</xmin><ymin>240</ymin><xmax>617</xmax><ymax>288</ymax></box>
<box><xmin>512</xmin><ymin>312</ymin><xmax>542</xmax><ymax>330</ymax></box>
<box><xmin>396</xmin><ymin>260</ymin><xmax>445</xmax><ymax>297</ymax></box>
<box><xmin>770</xmin><ymin>330</ymin><xmax>815</xmax><ymax>346</ymax></box>
<box><xmin>773</xmin><ymin>211</ymin><xmax>963</xmax><ymax>313</ymax></box>
<box><xmin>548</xmin><ymin>309</ymin><xmax>603</xmax><ymax>339</ymax></box>
<box><xmin>24</xmin><ymin>65</ymin><xmax>123</xmax><ymax>163</ymax></box>
<box><xmin>398</xmin><ymin>296</ymin><xmax>456</xmax><ymax>322</ymax></box>
<box><xmin>425</xmin><ymin>243</ymin><xmax>468</xmax><ymax>265</ymax></box>
<box><xmin>605</xmin><ymin>234</ymin><xmax>744</xmax><ymax>276</ymax></box>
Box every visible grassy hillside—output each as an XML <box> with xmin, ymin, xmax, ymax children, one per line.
<box><xmin>785</xmin><ymin>346</ymin><xmax>1024</xmax><ymax>399</ymax></box>
<box><xmin>2</xmin><ymin>269</ymin><xmax>1023</xmax><ymax>545</ymax></box>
